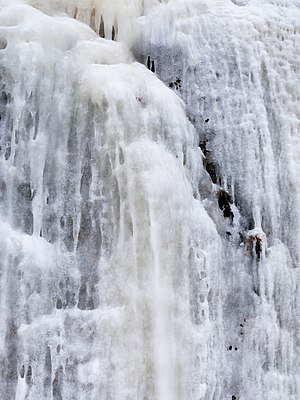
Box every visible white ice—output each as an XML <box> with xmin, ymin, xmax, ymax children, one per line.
<box><xmin>0</xmin><ymin>0</ymin><xmax>300</xmax><ymax>399</ymax></box>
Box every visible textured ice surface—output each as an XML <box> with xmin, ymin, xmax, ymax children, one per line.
<box><xmin>0</xmin><ymin>0</ymin><xmax>300</xmax><ymax>399</ymax></box>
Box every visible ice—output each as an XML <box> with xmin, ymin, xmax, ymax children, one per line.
<box><xmin>0</xmin><ymin>0</ymin><xmax>300</xmax><ymax>399</ymax></box>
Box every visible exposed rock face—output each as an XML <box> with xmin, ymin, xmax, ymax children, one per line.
<box><xmin>0</xmin><ymin>1</ymin><xmax>300</xmax><ymax>399</ymax></box>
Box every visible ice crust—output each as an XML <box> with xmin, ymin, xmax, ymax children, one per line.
<box><xmin>0</xmin><ymin>0</ymin><xmax>300</xmax><ymax>399</ymax></box>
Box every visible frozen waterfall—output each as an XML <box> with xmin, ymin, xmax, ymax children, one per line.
<box><xmin>0</xmin><ymin>0</ymin><xmax>300</xmax><ymax>399</ymax></box>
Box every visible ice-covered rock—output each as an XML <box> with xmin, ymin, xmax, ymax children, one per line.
<box><xmin>1</xmin><ymin>0</ymin><xmax>300</xmax><ymax>399</ymax></box>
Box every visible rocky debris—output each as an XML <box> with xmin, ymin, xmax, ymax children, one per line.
<box><xmin>245</xmin><ymin>228</ymin><xmax>267</xmax><ymax>260</ymax></box>
<box><xmin>217</xmin><ymin>189</ymin><xmax>234</xmax><ymax>221</ymax></box>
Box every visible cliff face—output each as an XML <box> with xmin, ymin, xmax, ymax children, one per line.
<box><xmin>0</xmin><ymin>1</ymin><xmax>300</xmax><ymax>399</ymax></box>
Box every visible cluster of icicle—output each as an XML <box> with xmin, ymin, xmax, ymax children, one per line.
<box><xmin>0</xmin><ymin>0</ymin><xmax>300</xmax><ymax>399</ymax></box>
